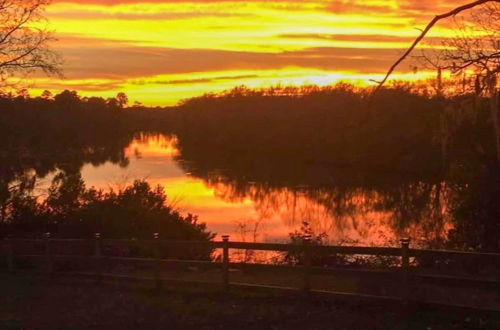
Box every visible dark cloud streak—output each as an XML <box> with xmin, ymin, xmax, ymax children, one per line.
<box><xmin>279</xmin><ymin>33</ymin><xmax>445</xmax><ymax>44</ymax></box>
<box><xmin>57</xmin><ymin>41</ymin><xmax>408</xmax><ymax>80</ymax></box>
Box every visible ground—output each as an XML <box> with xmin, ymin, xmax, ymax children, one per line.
<box><xmin>0</xmin><ymin>273</ymin><xmax>498</xmax><ymax>330</ymax></box>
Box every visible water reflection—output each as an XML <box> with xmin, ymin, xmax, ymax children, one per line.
<box><xmin>0</xmin><ymin>132</ymin><xmax>455</xmax><ymax>246</ymax></box>
<box><xmin>192</xmin><ymin>172</ymin><xmax>451</xmax><ymax>246</ymax></box>
<box><xmin>76</xmin><ymin>133</ymin><xmax>449</xmax><ymax>246</ymax></box>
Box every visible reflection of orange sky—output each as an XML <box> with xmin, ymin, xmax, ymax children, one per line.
<box><xmin>77</xmin><ymin>135</ymin><xmax>451</xmax><ymax>245</ymax></box>
<box><xmin>210</xmin><ymin>183</ymin><xmax>449</xmax><ymax>246</ymax></box>
<box><xmin>22</xmin><ymin>0</ymin><xmax>481</xmax><ymax>105</ymax></box>
<box><xmin>126</xmin><ymin>134</ymin><xmax>180</xmax><ymax>157</ymax></box>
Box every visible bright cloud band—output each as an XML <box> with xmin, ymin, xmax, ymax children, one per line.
<box><xmin>26</xmin><ymin>0</ymin><xmax>478</xmax><ymax>105</ymax></box>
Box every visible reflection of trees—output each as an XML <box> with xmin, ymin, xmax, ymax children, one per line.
<box><xmin>174</xmin><ymin>162</ymin><xmax>450</xmax><ymax>246</ymax></box>
<box><xmin>1</xmin><ymin>125</ymin><xmax>132</xmax><ymax>181</ymax></box>
<box><xmin>0</xmin><ymin>92</ymin><xmax>138</xmax><ymax>222</ymax></box>
<box><xmin>172</xmin><ymin>85</ymin><xmax>500</xmax><ymax>250</ymax></box>
<box><xmin>171</xmin><ymin>85</ymin><xmax>463</xmax><ymax>246</ymax></box>
<box><xmin>0</xmin><ymin>133</ymin><xmax>134</xmax><ymax>223</ymax></box>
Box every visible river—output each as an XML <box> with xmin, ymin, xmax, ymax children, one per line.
<box><xmin>65</xmin><ymin>133</ymin><xmax>452</xmax><ymax>246</ymax></box>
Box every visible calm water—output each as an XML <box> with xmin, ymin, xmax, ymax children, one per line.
<box><xmin>63</xmin><ymin>134</ymin><xmax>451</xmax><ymax>246</ymax></box>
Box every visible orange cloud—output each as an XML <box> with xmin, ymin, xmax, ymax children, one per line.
<box><xmin>27</xmin><ymin>0</ymin><xmax>484</xmax><ymax>105</ymax></box>
<box><xmin>55</xmin><ymin>41</ymin><xmax>410</xmax><ymax>80</ymax></box>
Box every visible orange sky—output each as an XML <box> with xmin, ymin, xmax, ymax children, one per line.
<box><xmin>28</xmin><ymin>0</ymin><xmax>474</xmax><ymax>105</ymax></box>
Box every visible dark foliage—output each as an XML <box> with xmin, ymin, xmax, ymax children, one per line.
<box><xmin>448</xmin><ymin>161</ymin><xmax>500</xmax><ymax>252</ymax></box>
<box><xmin>175</xmin><ymin>84</ymin><xmax>443</xmax><ymax>181</ymax></box>
<box><xmin>1</xmin><ymin>172</ymin><xmax>213</xmax><ymax>242</ymax></box>
<box><xmin>172</xmin><ymin>84</ymin><xmax>499</xmax><ymax>251</ymax></box>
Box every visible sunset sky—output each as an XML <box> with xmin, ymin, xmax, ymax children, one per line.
<box><xmin>31</xmin><ymin>0</ymin><xmax>473</xmax><ymax>105</ymax></box>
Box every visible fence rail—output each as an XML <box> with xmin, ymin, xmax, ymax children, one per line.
<box><xmin>2</xmin><ymin>233</ymin><xmax>500</xmax><ymax>312</ymax></box>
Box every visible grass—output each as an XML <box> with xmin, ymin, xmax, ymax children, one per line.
<box><xmin>0</xmin><ymin>273</ymin><xmax>498</xmax><ymax>330</ymax></box>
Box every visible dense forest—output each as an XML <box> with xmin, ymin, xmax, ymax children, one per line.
<box><xmin>0</xmin><ymin>84</ymin><xmax>499</xmax><ymax>251</ymax></box>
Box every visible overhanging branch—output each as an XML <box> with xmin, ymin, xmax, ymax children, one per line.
<box><xmin>371</xmin><ymin>0</ymin><xmax>500</xmax><ymax>98</ymax></box>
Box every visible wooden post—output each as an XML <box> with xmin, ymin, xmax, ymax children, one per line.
<box><xmin>222</xmin><ymin>235</ymin><xmax>230</xmax><ymax>292</ymax></box>
<box><xmin>5</xmin><ymin>237</ymin><xmax>14</xmax><ymax>272</ymax></box>
<box><xmin>94</xmin><ymin>233</ymin><xmax>102</xmax><ymax>282</ymax></box>
<box><xmin>153</xmin><ymin>233</ymin><xmax>162</xmax><ymax>289</ymax></box>
<box><xmin>302</xmin><ymin>234</ymin><xmax>312</xmax><ymax>293</ymax></box>
<box><xmin>44</xmin><ymin>232</ymin><xmax>52</xmax><ymax>274</ymax></box>
<box><xmin>400</xmin><ymin>238</ymin><xmax>411</xmax><ymax>307</ymax></box>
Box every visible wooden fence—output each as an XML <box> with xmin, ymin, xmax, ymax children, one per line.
<box><xmin>2</xmin><ymin>233</ymin><xmax>500</xmax><ymax>311</ymax></box>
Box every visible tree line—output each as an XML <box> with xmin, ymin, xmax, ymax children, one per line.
<box><xmin>171</xmin><ymin>83</ymin><xmax>499</xmax><ymax>251</ymax></box>
<box><xmin>1</xmin><ymin>82</ymin><xmax>499</xmax><ymax>251</ymax></box>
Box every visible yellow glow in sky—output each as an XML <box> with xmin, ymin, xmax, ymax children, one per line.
<box><xmin>24</xmin><ymin>0</ymin><xmax>481</xmax><ymax>105</ymax></box>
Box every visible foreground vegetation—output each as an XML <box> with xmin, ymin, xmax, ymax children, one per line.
<box><xmin>1</xmin><ymin>173</ymin><xmax>212</xmax><ymax>242</ymax></box>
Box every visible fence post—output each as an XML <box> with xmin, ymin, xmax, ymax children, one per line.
<box><xmin>44</xmin><ymin>232</ymin><xmax>52</xmax><ymax>274</ymax></box>
<box><xmin>302</xmin><ymin>234</ymin><xmax>312</xmax><ymax>293</ymax></box>
<box><xmin>222</xmin><ymin>235</ymin><xmax>230</xmax><ymax>292</ymax></box>
<box><xmin>5</xmin><ymin>237</ymin><xmax>14</xmax><ymax>272</ymax></box>
<box><xmin>94</xmin><ymin>233</ymin><xmax>102</xmax><ymax>282</ymax></box>
<box><xmin>400</xmin><ymin>238</ymin><xmax>411</xmax><ymax>307</ymax></box>
<box><xmin>153</xmin><ymin>233</ymin><xmax>162</xmax><ymax>289</ymax></box>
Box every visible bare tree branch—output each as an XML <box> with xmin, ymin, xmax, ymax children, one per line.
<box><xmin>371</xmin><ymin>0</ymin><xmax>500</xmax><ymax>98</ymax></box>
<box><xmin>0</xmin><ymin>0</ymin><xmax>61</xmax><ymax>87</ymax></box>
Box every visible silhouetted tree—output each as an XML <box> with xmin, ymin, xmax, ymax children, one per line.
<box><xmin>1</xmin><ymin>173</ymin><xmax>214</xmax><ymax>247</ymax></box>
<box><xmin>374</xmin><ymin>0</ymin><xmax>499</xmax><ymax>160</ymax></box>
<box><xmin>0</xmin><ymin>0</ymin><xmax>61</xmax><ymax>86</ymax></box>
<box><xmin>374</xmin><ymin>0</ymin><xmax>498</xmax><ymax>95</ymax></box>
<box><xmin>416</xmin><ymin>3</ymin><xmax>499</xmax><ymax>160</ymax></box>
<box><xmin>54</xmin><ymin>90</ymin><xmax>80</xmax><ymax>110</ymax></box>
<box><xmin>41</xmin><ymin>89</ymin><xmax>53</xmax><ymax>100</ymax></box>
<box><xmin>116</xmin><ymin>92</ymin><xmax>129</xmax><ymax>108</ymax></box>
